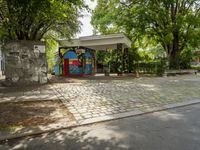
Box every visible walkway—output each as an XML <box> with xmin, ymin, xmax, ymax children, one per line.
<box><xmin>52</xmin><ymin>75</ymin><xmax>200</xmax><ymax>124</ymax></box>
<box><xmin>1</xmin><ymin>75</ymin><xmax>200</xmax><ymax>140</ymax></box>
<box><xmin>2</xmin><ymin>101</ymin><xmax>200</xmax><ymax>150</ymax></box>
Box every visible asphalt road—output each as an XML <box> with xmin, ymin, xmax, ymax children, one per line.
<box><xmin>1</xmin><ymin>103</ymin><xmax>200</xmax><ymax>150</ymax></box>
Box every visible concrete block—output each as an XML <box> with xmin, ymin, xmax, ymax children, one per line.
<box><xmin>3</xmin><ymin>40</ymin><xmax>47</xmax><ymax>85</ymax></box>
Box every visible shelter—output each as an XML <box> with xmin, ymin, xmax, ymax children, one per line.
<box><xmin>54</xmin><ymin>34</ymin><xmax>131</xmax><ymax>76</ymax></box>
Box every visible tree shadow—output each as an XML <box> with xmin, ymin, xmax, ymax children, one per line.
<box><xmin>0</xmin><ymin>83</ymin><xmax>48</xmax><ymax>93</ymax></box>
<box><xmin>1</xmin><ymin>104</ymin><xmax>200</xmax><ymax>150</ymax></box>
<box><xmin>1</xmin><ymin>76</ymin><xmax>200</xmax><ymax>150</ymax></box>
<box><xmin>0</xmin><ymin>100</ymin><xmax>75</xmax><ymax>138</ymax></box>
<box><xmin>1</xmin><ymin>130</ymin><xmax>130</xmax><ymax>150</ymax></box>
<box><xmin>0</xmin><ymin>82</ymin><xmax>58</xmax><ymax>103</ymax></box>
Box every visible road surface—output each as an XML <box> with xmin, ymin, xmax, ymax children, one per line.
<box><xmin>1</xmin><ymin>103</ymin><xmax>200</xmax><ymax>150</ymax></box>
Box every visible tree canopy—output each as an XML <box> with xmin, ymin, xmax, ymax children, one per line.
<box><xmin>0</xmin><ymin>0</ymin><xmax>85</xmax><ymax>41</ymax></box>
<box><xmin>92</xmin><ymin>0</ymin><xmax>200</xmax><ymax>69</ymax></box>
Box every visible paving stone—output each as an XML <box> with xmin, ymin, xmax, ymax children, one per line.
<box><xmin>82</xmin><ymin>112</ymin><xmax>92</xmax><ymax>116</ymax></box>
<box><xmin>74</xmin><ymin>116</ymin><xmax>83</xmax><ymax>120</ymax></box>
<box><xmin>69</xmin><ymin>110</ymin><xmax>78</xmax><ymax>113</ymax></box>
<box><xmin>92</xmin><ymin>114</ymin><xmax>100</xmax><ymax>117</ymax></box>
<box><xmin>98</xmin><ymin>113</ymin><xmax>106</xmax><ymax>116</ymax></box>
<box><xmin>73</xmin><ymin>113</ymin><xmax>81</xmax><ymax>117</ymax></box>
<box><xmin>15</xmin><ymin>75</ymin><xmax>198</xmax><ymax>123</ymax></box>
<box><xmin>104</xmin><ymin>111</ymin><xmax>113</xmax><ymax>115</ymax></box>
<box><xmin>78</xmin><ymin>109</ymin><xmax>88</xmax><ymax>113</ymax></box>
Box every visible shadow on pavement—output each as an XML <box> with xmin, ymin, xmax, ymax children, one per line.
<box><xmin>1</xmin><ymin>104</ymin><xmax>200</xmax><ymax>150</ymax></box>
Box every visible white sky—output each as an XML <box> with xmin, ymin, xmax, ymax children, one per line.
<box><xmin>76</xmin><ymin>0</ymin><xmax>97</xmax><ymax>37</ymax></box>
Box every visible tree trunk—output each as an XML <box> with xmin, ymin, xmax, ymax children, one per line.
<box><xmin>169</xmin><ymin>30</ymin><xmax>180</xmax><ymax>69</ymax></box>
<box><xmin>169</xmin><ymin>50</ymin><xmax>180</xmax><ymax>69</ymax></box>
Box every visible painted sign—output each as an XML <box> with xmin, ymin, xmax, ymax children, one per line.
<box><xmin>34</xmin><ymin>45</ymin><xmax>45</xmax><ymax>53</ymax></box>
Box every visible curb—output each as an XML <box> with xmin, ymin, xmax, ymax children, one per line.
<box><xmin>1</xmin><ymin>99</ymin><xmax>200</xmax><ymax>142</ymax></box>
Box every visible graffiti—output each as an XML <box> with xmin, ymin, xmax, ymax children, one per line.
<box><xmin>72</xmin><ymin>60</ymin><xmax>81</xmax><ymax>66</ymax></box>
<box><xmin>85</xmin><ymin>64</ymin><xmax>92</xmax><ymax>75</ymax></box>
<box><xmin>69</xmin><ymin>65</ymin><xmax>82</xmax><ymax>74</ymax></box>
<box><xmin>55</xmin><ymin>49</ymin><xmax>94</xmax><ymax>76</ymax></box>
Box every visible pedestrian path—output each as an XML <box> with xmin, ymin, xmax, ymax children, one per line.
<box><xmin>1</xmin><ymin>75</ymin><xmax>200</xmax><ymax>141</ymax></box>
<box><xmin>52</xmin><ymin>75</ymin><xmax>200</xmax><ymax>123</ymax></box>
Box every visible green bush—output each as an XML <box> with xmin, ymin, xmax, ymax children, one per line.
<box><xmin>133</xmin><ymin>60</ymin><xmax>166</xmax><ymax>76</ymax></box>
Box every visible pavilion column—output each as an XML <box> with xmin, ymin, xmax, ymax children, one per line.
<box><xmin>123</xmin><ymin>48</ymin><xmax>129</xmax><ymax>73</ymax></box>
<box><xmin>94</xmin><ymin>50</ymin><xmax>97</xmax><ymax>74</ymax></box>
<box><xmin>117</xmin><ymin>43</ymin><xmax>123</xmax><ymax>75</ymax></box>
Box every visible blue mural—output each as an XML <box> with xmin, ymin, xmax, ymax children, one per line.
<box><xmin>54</xmin><ymin>49</ymin><xmax>95</xmax><ymax>76</ymax></box>
<box><xmin>54</xmin><ymin>65</ymin><xmax>60</xmax><ymax>75</ymax></box>
<box><xmin>84</xmin><ymin>52</ymin><xmax>92</xmax><ymax>59</ymax></box>
<box><xmin>85</xmin><ymin>64</ymin><xmax>92</xmax><ymax>75</ymax></box>
<box><xmin>84</xmin><ymin>52</ymin><xmax>93</xmax><ymax>75</ymax></box>
<box><xmin>69</xmin><ymin>65</ymin><xmax>83</xmax><ymax>74</ymax></box>
<box><xmin>63</xmin><ymin>51</ymin><xmax>77</xmax><ymax>59</ymax></box>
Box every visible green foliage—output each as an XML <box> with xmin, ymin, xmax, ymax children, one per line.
<box><xmin>128</xmin><ymin>46</ymin><xmax>140</xmax><ymax>72</ymax></box>
<box><xmin>92</xmin><ymin>0</ymin><xmax>200</xmax><ymax>69</ymax></box>
<box><xmin>0</xmin><ymin>0</ymin><xmax>87</xmax><ymax>74</ymax></box>
<box><xmin>138</xmin><ymin>50</ymin><xmax>154</xmax><ymax>62</ymax></box>
<box><xmin>96</xmin><ymin>50</ymin><xmax>118</xmax><ymax>73</ymax></box>
<box><xmin>0</xmin><ymin>0</ymin><xmax>86</xmax><ymax>41</ymax></box>
<box><xmin>96</xmin><ymin>50</ymin><xmax>113</xmax><ymax>65</ymax></box>
<box><xmin>45</xmin><ymin>33</ymin><xmax>58</xmax><ymax>73</ymax></box>
<box><xmin>179</xmin><ymin>49</ymin><xmax>193</xmax><ymax>69</ymax></box>
<box><xmin>132</xmin><ymin>60</ymin><xmax>166</xmax><ymax>76</ymax></box>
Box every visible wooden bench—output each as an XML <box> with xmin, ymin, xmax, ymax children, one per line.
<box><xmin>164</xmin><ymin>69</ymin><xmax>198</xmax><ymax>76</ymax></box>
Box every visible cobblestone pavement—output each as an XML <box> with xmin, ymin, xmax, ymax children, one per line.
<box><xmin>52</xmin><ymin>75</ymin><xmax>200</xmax><ymax>122</ymax></box>
<box><xmin>1</xmin><ymin>75</ymin><xmax>200</xmax><ymax>125</ymax></box>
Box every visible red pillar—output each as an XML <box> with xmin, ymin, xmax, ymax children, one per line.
<box><xmin>64</xmin><ymin>59</ymin><xmax>69</xmax><ymax>76</ymax></box>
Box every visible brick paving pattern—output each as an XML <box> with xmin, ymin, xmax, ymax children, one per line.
<box><xmin>1</xmin><ymin>75</ymin><xmax>200</xmax><ymax>123</ymax></box>
<box><xmin>52</xmin><ymin>75</ymin><xmax>200</xmax><ymax>122</ymax></box>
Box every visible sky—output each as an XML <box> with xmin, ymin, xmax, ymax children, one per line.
<box><xmin>76</xmin><ymin>0</ymin><xmax>97</xmax><ymax>37</ymax></box>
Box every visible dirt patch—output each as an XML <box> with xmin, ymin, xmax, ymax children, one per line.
<box><xmin>0</xmin><ymin>84</ymin><xmax>48</xmax><ymax>93</ymax></box>
<box><xmin>0</xmin><ymin>100</ymin><xmax>75</xmax><ymax>129</ymax></box>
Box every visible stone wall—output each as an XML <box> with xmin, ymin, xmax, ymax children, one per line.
<box><xmin>3</xmin><ymin>40</ymin><xmax>47</xmax><ymax>85</ymax></box>
<box><xmin>0</xmin><ymin>44</ymin><xmax>2</xmax><ymax>76</ymax></box>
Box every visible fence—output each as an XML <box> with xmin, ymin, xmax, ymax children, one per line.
<box><xmin>132</xmin><ymin>61</ymin><xmax>166</xmax><ymax>76</ymax></box>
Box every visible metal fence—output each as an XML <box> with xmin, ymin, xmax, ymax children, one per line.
<box><xmin>132</xmin><ymin>61</ymin><xmax>166</xmax><ymax>76</ymax></box>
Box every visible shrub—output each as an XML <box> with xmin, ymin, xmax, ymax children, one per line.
<box><xmin>133</xmin><ymin>60</ymin><xmax>166</xmax><ymax>76</ymax></box>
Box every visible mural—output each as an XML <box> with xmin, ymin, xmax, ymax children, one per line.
<box><xmin>54</xmin><ymin>48</ymin><xmax>95</xmax><ymax>76</ymax></box>
<box><xmin>84</xmin><ymin>52</ymin><xmax>93</xmax><ymax>75</ymax></box>
<box><xmin>69</xmin><ymin>59</ymin><xmax>82</xmax><ymax>75</ymax></box>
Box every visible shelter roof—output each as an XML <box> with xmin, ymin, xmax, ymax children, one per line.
<box><xmin>58</xmin><ymin>34</ymin><xmax>131</xmax><ymax>50</ymax></box>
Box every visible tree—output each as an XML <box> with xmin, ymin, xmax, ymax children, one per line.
<box><xmin>44</xmin><ymin>32</ymin><xmax>59</xmax><ymax>73</ymax></box>
<box><xmin>0</xmin><ymin>0</ymin><xmax>85</xmax><ymax>41</ymax></box>
<box><xmin>92</xmin><ymin>0</ymin><xmax>200</xmax><ymax>69</ymax></box>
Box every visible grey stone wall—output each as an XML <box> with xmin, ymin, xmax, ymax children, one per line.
<box><xmin>0</xmin><ymin>44</ymin><xmax>2</xmax><ymax>76</ymax></box>
<box><xmin>3</xmin><ymin>40</ymin><xmax>47</xmax><ymax>85</ymax></box>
